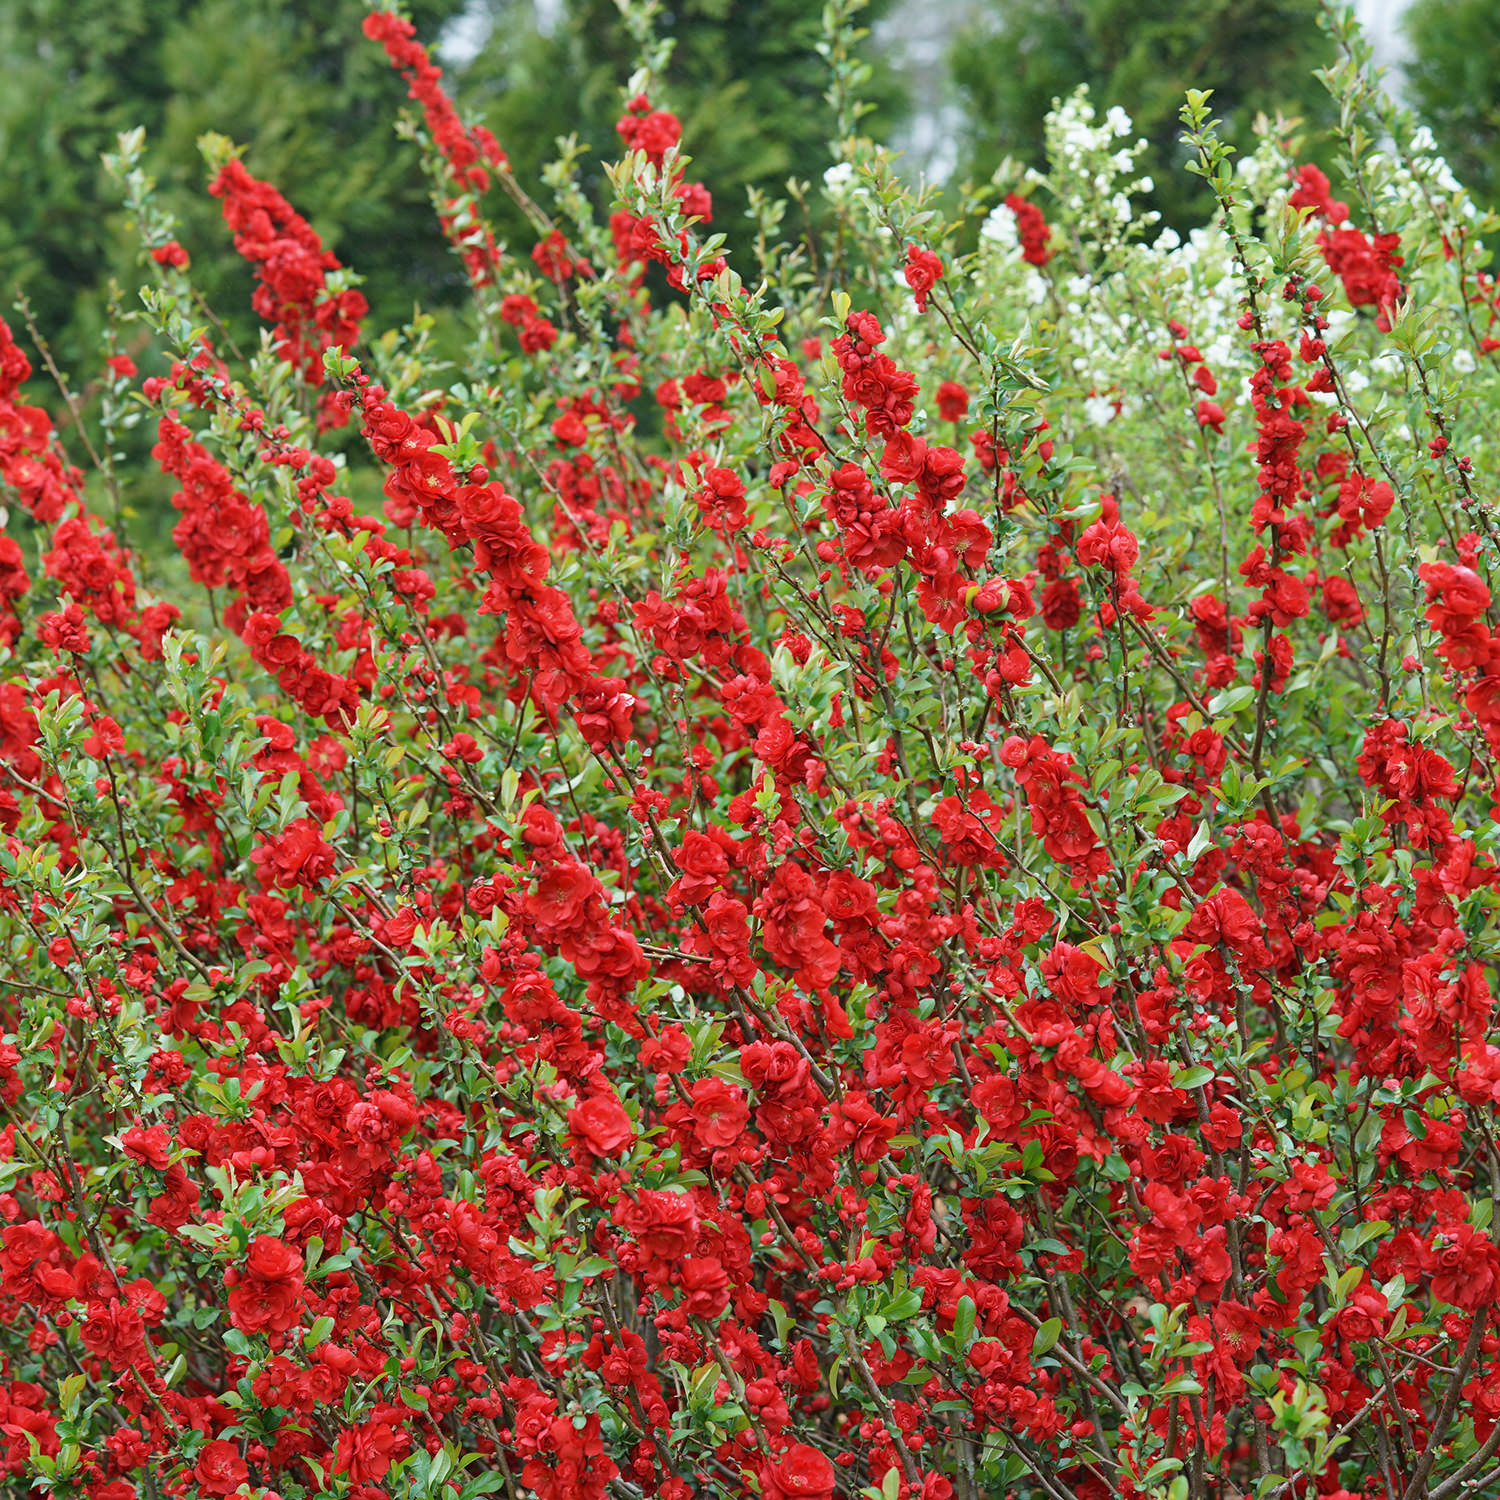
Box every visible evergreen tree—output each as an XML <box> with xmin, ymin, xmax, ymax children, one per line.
<box><xmin>948</xmin><ymin>0</ymin><xmax>1336</xmax><ymax>229</ymax></box>
<box><xmin>459</xmin><ymin>0</ymin><xmax>905</xmax><ymax>268</ymax></box>
<box><xmin>1402</xmin><ymin>0</ymin><xmax>1500</xmax><ymax>212</ymax></box>
<box><xmin>0</xmin><ymin>0</ymin><xmax>902</xmax><ymax>372</ymax></box>
<box><xmin>0</xmin><ymin>0</ymin><xmax>467</xmax><ymax>370</ymax></box>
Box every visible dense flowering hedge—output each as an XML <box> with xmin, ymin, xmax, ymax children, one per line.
<box><xmin>4</xmin><ymin>3</ymin><xmax>1500</xmax><ymax>1498</ymax></box>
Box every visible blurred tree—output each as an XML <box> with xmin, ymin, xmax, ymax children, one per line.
<box><xmin>0</xmin><ymin>0</ymin><xmax>903</xmax><ymax>376</ymax></box>
<box><xmin>948</xmin><ymin>0</ymin><xmax>1336</xmax><ymax>229</ymax></box>
<box><xmin>1402</xmin><ymin>0</ymin><xmax>1500</xmax><ymax>211</ymax></box>
<box><xmin>0</xmin><ymin>0</ymin><xmax>466</xmax><ymax>372</ymax></box>
<box><xmin>459</xmin><ymin>0</ymin><xmax>906</xmax><ymax>267</ymax></box>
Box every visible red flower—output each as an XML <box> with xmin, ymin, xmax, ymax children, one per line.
<box><xmin>762</xmin><ymin>1443</ymin><xmax>836</xmax><ymax>1500</ymax></box>
<box><xmin>904</xmin><ymin>245</ymin><xmax>944</xmax><ymax>312</ymax></box>
<box><xmin>617</xmin><ymin>1190</ymin><xmax>698</xmax><ymax>1272</ymax></box>
<box><xmin>569</xmin><ymin>1092</ymin><xmax>636</xmax><ymax>1158</ymax></box>
<box><xmin>333</xmin><ymin>1413</ymin><xmax>410</xmax><ymax>1484</ymax></box>
<box><xmin>1319</xmin><ymin>225</ymin><xmax>1405</xmax><ymax>330</ymax></box>
<box><xmin>679</xmin><ymin>1256</ymin><xmax>730</xmax><ymax>1318</ymax></box>
<box><xmin>1429</xmin><ymin>1225</ymin><xmax>1500</xmax><ymax>1311</ymax></box>
<box><xmin>935</xmin><ymin>380</ymin><xmax>969</xmax><ymax>422</ymax></box>
<box><xmin>193</xmin><ymin>1440</ymin><xmax>248</xmax><ymax>1496</ymax></box>
<box><xmin>121</xmin><ymin>1126</ymin><xmax>170</xmax><ymax>1171</ymax></box>
<box><xmin>225</xmin><ymin>1236</ymin><xmax>305</xmax><ymax>1335</ymax></box>
<box><xmin>1289</xmin><ymin>162</ymin><xmax>1349</xmax><ymax>225</ymax></box>
<box><xmin>1005</xmin><ymin>193</ymin><xmax>1054</xmax><ymax>265</ymax></box>
<box><xmin>150</xmin><ymin>240</ymin><xmax>190</xmax><ymax>269</ymax></box>
<box><xmin>251</xmin><ymin>818</ymin><xmax>336</xmax><ymax>891</ymax></box>
<box><xmin>687</xmin><ymin>1077</ymin><xmax>750</xmax><ymax>1151</ymax></box>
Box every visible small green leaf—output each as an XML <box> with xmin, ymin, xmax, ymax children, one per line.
<box><xmin>953</xmin><ymin>1296</ymin><xmax>976</xmax><ymax>1349</ymax></box>
<box><xmin>1033</xmin><ymin>1317</ymin><xmax>1063</xmax><ymax>1357</ymax></box>
<box><xmin>884</xmin><ymin>1288</ymin><xmax>923</xmax><ymax>1321</ymax></box>
<box><xmin>1173</xmin><ymin>1065</ymin><xmax>1215</xmax><ymax>1090</ymax></box>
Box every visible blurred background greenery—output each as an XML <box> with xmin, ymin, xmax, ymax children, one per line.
<box><xmin>0</xmin><ymin>0</ymin><xmax>1483</xmax><ymax>377</ymax></box>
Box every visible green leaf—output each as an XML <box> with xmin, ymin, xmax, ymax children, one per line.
<box><xmin>463</xmin><ymin>1475</ymin><xmax>511</xmax><ymax>1498</ymax></box>
<box><xmin>1341</xmin><ymin>1219</ymin><xmax>1391</xmax><ymax>1254</ymax></box>
<box><xmin>1032</xmin><ymin>1317</ymin><xmax>1063</xmax><ymax>1357</ymax></box>
<box><xmin>953</xmin><ymin>1295</ymin><xmax>977</xmax><ymax>1350</ymax></box>
<box><xmin>1173</xmin><ymin>1065</ymin><xmax>1215</xmax><ymax>1090</ymax></box>
<box><xmin>884</xmin><ymin>1288</ymin><xmax>923</xmax><ymax>1321</ymax></box>
<box><xmin>1160</xmin><ymin>1376</ymin><xmax>1203</xmax><ymax>1395</ymax></box>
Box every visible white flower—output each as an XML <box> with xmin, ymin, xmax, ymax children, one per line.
<box><xmin>980</xmin><ymin>204</ymin><xmax>1018</xmax><ymax>247</ymax></box>
<box><xmin>1454</xmin><ymin>348</ymin><xmax>1477</xmax><ymax>374</ymax></box>
<box><xmin>1083</xmin><ymin>395</ymin><xmax>1117</xmax><ymax>426</ymax></box>
<box><xmin>1155</xmin><ymin>226</ymin><xmax>1182</xmax><ymax>251</ymax></box>
<box><xmin>1106</xmin><ymin>106</ymin><xmax>1133</xmax><ymax>138</ymax></box>
<box><xmin>823</xmin><ymin>162</ymin><xmax>855</xmax><ymax>195</ymax></box>
<box><xmin>1205</xmin><ymin>336</ymin><xmax>1237</xmax><ymax>370</ymax></box>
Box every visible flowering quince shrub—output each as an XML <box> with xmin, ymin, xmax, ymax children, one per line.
<box><xmin>10</xmin><ymin>5</ymin><xmax>1500</xmax><ymax>1500</ymax></box>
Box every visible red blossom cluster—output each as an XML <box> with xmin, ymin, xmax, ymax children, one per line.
<box><xmin>903</xmin><ymin>244</ymin><xmax>944</xmax><ymax>312</ymax></box>
<box><xmin>356</xmin><ymin>374</ymin><xmax>638</xmax><ymax>733</ymax></box>
<box><xmin>151</xmin><ymin>407</ymin><xmax>363</xmax><ymax>726</ymax></box>
<box><xmin>208</xmin><ymin>159</ymin><xmax>368</xmax><ymax>389</ymax></box>
<box><xmin>3</xmin><ymin>22</ymin><xmax>1500</xmax><ymax>1500</ymax></box>
<box><xmin>1289</xmin><ymin>163</ymin><xmax>1406</xmax><ymax>331</ymax></box>
<box><xmin>0</xmin><ymin>322</ymin><xmax>176</xmax><ymax>669</ymax></box>
<box><xmin>1318</xmin><ymin>227</ymin><xmax>1406</xmax><ymax>331</ymax></box>
<box><xmin>606</xmin><ymin>93</ymin><xmax>718</xmax><ymax>294</ymax></box>
<box><xmin>1004</xmin><ymin>192</ymin><xmax>1055</xmax><ymax>266</ymax></box>
<box><xmin>362</xmin><ymin>9</ymin><xmax>509</xmax><ymax>285</ymax></box>
<box><xmin>361</xmin><ymin>10</ymin><xmax>507</xmax><ymax>192</ymax></box>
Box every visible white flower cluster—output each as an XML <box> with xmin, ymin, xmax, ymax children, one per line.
<box><xmin>812</xmin><ymin>37</ymin><xmax>1500</xmax><ymax>514</ymax></box>
<box><xmin>1043</xmin><ymin>89</ymin><xmax>1154</xmax><ymax>231</ymax></box>
<box><xmin>1407</xmin><ymin>126</ymin><xmax>1465</xmax><ymax>198</ymax></box>
<box><xmin>979</xmin><ymin>201</ymin><xmax>1018</xmax><ymax>250</ymax></box>
<box><xmin>821</xmin><ymin>161</ymin><xmax>863</xmax><ymax>201</ymax></box>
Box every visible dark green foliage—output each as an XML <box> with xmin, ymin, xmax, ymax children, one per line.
<box><xmin>1403</xmin><ymin>0</ymin><xmax>1500</xmax><ymax>212</ymax></box>
<box><xmin>949</xmin><ymin>0</ymin><xmax>1337</xmax><ymax>228</ymax></box>
<box><xmin>460</xmin><ymin>0</ymin><xmax>906</xmax><ymax>266</ymax></box>
<box><xmin>0</xmin><ymin>0</ymin><xmax>466</xmax><ymax>371</ymax></box>
<box><xmin>0</xmin><ymin>0</ymin><xmax>902</xmax><ymax>378</ymax></box>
